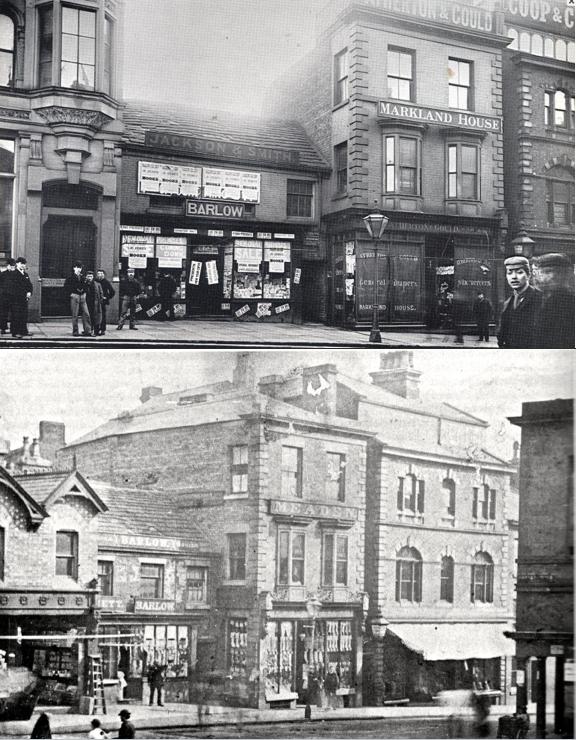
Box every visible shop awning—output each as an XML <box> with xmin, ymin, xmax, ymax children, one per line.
<box><xmin>387</xmin><ymin>622</ymin><xmax>516</xmax><ymax>661</ymax></box>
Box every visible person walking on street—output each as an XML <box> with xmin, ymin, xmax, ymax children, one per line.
<box><xmin>95</xmin><ymin>269</ymin><xmax>115</xmax><ymax>335</ymax></box>
<box><xmin>451</xmin><ymin>289</ymin><xmax>465</xmax><ymax>344</ymax></box>
<box><xmin>158</xmin><ymin>272</ymin><xmax>177</xmax><ymax>321</ymax></box>
<box><xmin>324</xmin><ymin>664</ymin><xmax>340</xmax><ymax>709</ymax></box>
<box><xmin>84</xmin><ymin>270</ymin><xmax>103</xmax><ymax>337</ymax></box>
<box><xmin>472</xmin><ymin>291</ymin><xmax>493</xmax><ymax>342</ymax></box>
<box><xmin>9</xmin><ymin>257</ymin><xmax>33</xmax><ymax>339</ymax></box>
<box><xmin>117</xmin><ymin>268</ymin><xmax>142</xmax><ymax>331</ymax></box>
<box><xmin>148</xmin><ymin>662</ymin><xmax>166</xmax><ymax>706</ymax></box>
<box><xmin>0</xmin><ymin>258</ymin><xmax>16</xmax><ymax>335</ymax></box>
<box><xmin>532</xmin><ymin>252</ymin><xmax>575</xmax><ymax>348</ymax></box>
<box><xmin>117</xmin><ymin>709</ymin><xmax>135</xmax><ymax>739</ymax></box>
<box><xmin>30</xmin><ymin>712</ymin><xmax>52</xmax><ymax>738</ymax></box>
<box><xmin>63</xmin><ymin>262</ymin><xmax>92</xmax><ymax>337</ymax></box>
<box><xmin>497</xmin><ymin>256</ymin><xmax>542</xmax><ymax>348</ymax></box>
<box><xmin>88</xmin><ymin>717</ymin><xmax>110</xmax><ymax>739</ymax></box>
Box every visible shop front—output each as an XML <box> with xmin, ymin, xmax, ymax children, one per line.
<box><xmin>0</xmin><ymin>589</ymin><xmax>97</xmax><ymax>708</ymax></box>
<box><xmin>327</xmin><ymin>213</ymin><xmax>502</xmax><ymax>329</ymax></box>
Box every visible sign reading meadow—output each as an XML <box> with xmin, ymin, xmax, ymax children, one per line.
<box><xmin>378</xmin><ymin>101</ymin><xmax>502</xmax><ymax>133</ymax></box>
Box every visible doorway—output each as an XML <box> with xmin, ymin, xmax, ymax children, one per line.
<box><xmin>186</xmin><ymin>246</ymin><xmax>224</xmax><ymax>317</ymax></box>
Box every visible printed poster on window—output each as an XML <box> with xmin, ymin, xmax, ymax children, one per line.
<box><xmin>205</xmin><ymin>260</ymin><xmax>219</xmax><ymax>285</ymax></box>
<box><xmin>189</xmin><ymin>260</ymin><xmax>202</xmax><ymax>285</ymax></box>
<box><xmin>202</xmin><ymin>168</ymin><xmax>260</xmax><ymax>202</ymax></box>
<box><xmin>138</xmin><ymin>161</ymin><xmax>202</xmax><ymax>197</ymax></box>
<box><xmin>235</xmin><ymin>241</ymin><xmax>262</xmax><ymax>273</ymax></box>
<box><xmin>121</xmin><ymin>234</ymin><xmax>155</xmax><ymax>258</ymax></box>
<box><xmin>223</xmin><ymin>246</ymin><xmax>233</xmax><ymax>299</ymax></box>
<box><xmin>156</xmin><ymin>237</ymin><xmax>187</xmax><ymax>268</ymax></box>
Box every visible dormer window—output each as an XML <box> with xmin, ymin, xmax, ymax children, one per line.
<box><xmin>0</xmin><ymin>13</ymin><xmax>14</xmax><ymax>87</ymax></box>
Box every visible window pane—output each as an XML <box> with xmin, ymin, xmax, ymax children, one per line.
<box><xmin>459</xmin><ymin>62</ymin><xmax>470</xmax><ymax>86</ymax></box>
<box><xmin>449</xmin><ymin>86</ymin><xmax>459</xmax><ymax>108</ymax></box>
<box><xmin>0</xmin><ymin>139</ymin><xmax>14</xmax><ymax>172</ymax></box>
<box><xmin>448</xmin><ymin>146</ymin><xmax>457</xmax><ymax>171</ymax></box>
<box><xmin>448</xmin><ymin>58</ymin><xmax>458</xmax><ymax>81</ymax></box>
<box><xmin>399</xmin><ymin>168</ymin><xmax>416</xmax><ymax>193</ymax></box>
<box><xmin>336</xmin><ymin>560</ymin><xmax>347</xmax><ymax>585</ymax></box>
<box><xmin>292</xmin><ymin>533</ymin><xmax>304</xmax><ymax>559</ymax></box>
<box><xmin>78</xmin><ymin>64</ymin><xmax>94</xmax><ymax>89</ymax></box>
<box><xmin>0</xmin><ymin>15</ymin><xmax>14</xmax><ymax>49</ymax></box>
<box><xmin>386</xmin><ymin>137</ymin><xmax>395</xmax><ymax>165</ymax></box>
<box><xmin>555</xmin><ymin>91</ymin><xmax>567</xmax><ymax>111</ymax></box>
<box><xmin>61</xmin><ymin>34</ymin><xmax>78</xmax><ymax>63</ymax></box>
<box><xmin>400</xmin><ymin>138</ymin><xmax>417</xmax><ymax>165</ymax></box>
<box><xmin>324</xmin><ymin>534</ymin><xmax>334</xmax><ymax>585</ymax></box>
<box><xmin>388</xmin><ymin>50</ymin><xmax>399</xmax><ymax>77</ymax></box>
<box><xmin>458</xmin><ymin>87</ymin><xmax>469</xmax><ymax>110</ymax></box>
<box><xmin>62</xmin><ymin>7</ymin><xmax>78</xmax><ymax>35</ymax></box>
<box><xmin>233</xmin><ymin>446</ymin><xmax>248</xmax><ymax>465</ymax></box>
<box><xmin>388</xmin><ymin>78</ymin><xmax>399</xmax><ymax>98</ymax></box>
<box><xmin>386</xmin><ymin>164</ymin><xmax>395</xmax><ymax>192</ymax></box>
<box><xmin>279</xmin><ymin>531</ymin><xmax>289</xmax><ymax>583</ymax></box>
<box><xmin>462</xmin><ymin>174</ymin><xmax>477</xmax><ymax>199</ymax></box>
<box><xmin>57</xmin><ymin>532</ymin><xmax>73</xmax><ymax>554</ymax></box>
<box><xmin>448</xmin><ymin>173</ymin><xmax>457</xmax><ymax>198</ymax></box>
<box><xmin>399</xmin><ymin>53</ymin><xmax>412</xmax><ymax>79</ymax></box>
<box><xmin>79</xmin><ymin>36</ymin><xmax>95</xmax><ymax>65</ymax></box>
<box><xmin>61</xmin><ymin>61</ymin><xmax>78</xmax><ymax>88</ymax></box>
<box><xmin>461</xmin><ymin>146</ymin><xmax>477</xmax><ymax>172</ymax></box>
<box><xmin>336</xmin><ymin>536</ymin><xmax>348</xmax><ymax>560</ymax></box>
<box><xmin>79</xmin><ymin>10</ymin><xmax>96</xmax><ymax>38</ymax></box>
<box><xmin>398</xmin><ymin>79</ymin><xmax>411</xmax><ymax>100</ymax></box>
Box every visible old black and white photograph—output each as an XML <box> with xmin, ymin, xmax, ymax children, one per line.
<box><xmin>0</xmin><ymin>348</ymin><xmax>572</xmax><ymax>738</ymax></box>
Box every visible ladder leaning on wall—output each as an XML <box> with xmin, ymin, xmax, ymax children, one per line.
<box><xmin>88</xmin><ymin>654</ymin><xmax>107</xmax><ymax>715</ymax></box>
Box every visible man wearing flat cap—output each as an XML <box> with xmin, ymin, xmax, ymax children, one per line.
<box><xmin>532</xmin><ymin>253</ymin><xmax>574</xmax><ymax>348</ymax></box>
<box><xmin>497</xmin><ymin>255</ymin><xmax>542</xmax><ymax>348</ymax></box>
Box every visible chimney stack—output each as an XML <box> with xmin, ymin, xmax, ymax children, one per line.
<box><xmin>233</xmin><ymin>353</ymin><xmax>256</xmax><ymax>390</ymax></box>
<box><xmin>30</xmin><ymin>438</ymin><xmax>40</xmax><ymax>458</ymax></box>
<box><xmin>22</xmin><ymin>436</ymin><xmax>30</xmax><ymax>458</ymax></box>
<box><xmin>140</xmin><ymin>386</ymin><xmax>163</xmax><ymax>404</ymax></box>
<box><xmin>369</xmin><ymin>351</ymin><xmax>422</xmax><ymax>400</ymax></box>
<box><xmin>39</xmin><ymin>421</ymin><xmax>66</xmax><ymax>462</ymax></box>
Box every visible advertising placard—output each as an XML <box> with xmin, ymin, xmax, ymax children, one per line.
<box><xmin>189</xmin><ymin>260</ymin><xmax>202</xmax><ymax>285</ymax></box>
<box><xmin>206</xmin><ymin>260</ymin><xmax>219</xmax><ymax>285</ymax></box>
<box><xmin>156</xmin><ymin>237</ymin><xmax>187</xmax><ymax>268</ymax></box>
<box><xmin>121</xmin><ymin>234</ymin><xmax>155</xmax><ymax>258</ymax></box>
<box><xmin>202</xmin><ymin>168</ymin><xmax>260</xmax><ymax>203</ymax></box>
<box><xmin>138</xmin><ymin>161</ymin><xmax>202</xmax><ymax>197</ymax></box>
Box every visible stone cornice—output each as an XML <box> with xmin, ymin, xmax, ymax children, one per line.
<box><xmin>35</xmin><ymin>106</ymin><xmax>112</xmax><ymax>132</ymax></box>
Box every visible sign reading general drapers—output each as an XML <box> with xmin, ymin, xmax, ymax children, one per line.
<box><xmin>378</xmin><ymin>101</ymin><xmax>502</xmax><ymax>133</ymax></box>
<box><xmin>145</xmin><ymin>131</ymin><xmax>300</xmax><ymax>167</ymax></box>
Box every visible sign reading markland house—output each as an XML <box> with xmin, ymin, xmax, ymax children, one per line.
<box><xmin>378</xmin><ymin>101</ymin><xmax>502</xmax><ymax>133</ymax></box>
<box><xmin>145</xmin><ymin>131</ymin><xmax>300</xmax><ymax>167</ymax></box>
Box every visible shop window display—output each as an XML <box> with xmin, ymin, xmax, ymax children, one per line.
<box><xmin>228</xmin><ymin>618</ymin><xmax>247</xmax><ymax>677</ymax></box>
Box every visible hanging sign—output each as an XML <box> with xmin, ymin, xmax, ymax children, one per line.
<box><xmin>189</xmin><ymin>261</ymin><xmax>202</xmax><ymax>285</ymax></box>
<box><xmin>206</xmin><ymin>260</ymin><xmax>219</xmax><ymax>285</ymax></box>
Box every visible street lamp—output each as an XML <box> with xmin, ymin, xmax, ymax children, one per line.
<box><xmin>511</xmin><ymin>230</ymin><xmax>535</xmax><ymax>258</ymax></box>
<box><xmin>368</xmin><ymin>609</ymin><xmax>388</xmax><ymax>706</ymax></box>
<box><xmin>363</xmin><ymin>211</ymin><xmax>390</xmax><ymax>343</ymax></box>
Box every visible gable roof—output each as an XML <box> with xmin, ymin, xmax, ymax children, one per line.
<box><xmin>121</xmin><ymin>99</ymin><xmax>330</xmax><ymax>173</ymax></box>
<box><xmin>0</xmin><ymin>467</ymin><xmax>47</xmax><ymax>526</ymax></box>
<box><xmin>13</xmin><ymin>470</ymin><xmax>108</xmax><ymax>513</ymax></box>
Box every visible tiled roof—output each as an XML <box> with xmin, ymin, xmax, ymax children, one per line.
<box><xmin>121</xmin><ymin>99</ymin><xmax>330</xmax><ymax>172</ymax></box>
<box><xmin>89</xmin><ymin>480</ymin><xmax>215</xmax><ymax>552</ymax></box>
<box><xmin>14</xmin><ymin>471</ymin><xmax>71</xmax><ymax>504</ymax></box>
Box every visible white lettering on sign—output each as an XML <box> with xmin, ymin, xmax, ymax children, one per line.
<box><xmin>174</xmin><ymin>228</ymin><xmax>198</xmax><ymax>234</ymax></box>
<box><xmin>189</xmin><ymin>260</ymin><xmax>202</xmax><ymax>285</ymax></box>
<box><xmin>99</xmin><ymin>533</ymin><xmax>184</xmax><ymax>550</ymax></box>
<box><xmin>353</xmin><ymin>0</ymin><xmax>497</xmax><ymax>32</ymax></box>
<box><xmin>257</xmin><ymin>233</ymin><xmax>273</xmax><ymax>240</ymax></box>
<box><xmin>235</xmin><ymin>304</ymin><xmax>251</xmax><ymax>317</ymax></box>
<box><xmin>206</xmin><ymin>260</ymin><xmax>219</xmax><ymax>285</ymax></box>
<box><xmin>275</xmin><ymin>303</ymin><xmax>290</xmax><ymax>314</ymax></box>
<box><xmin>504</xmin><ymin>0</ymin><xmax>574</xmax><ymax>29</ymax></box>
<box><xmin>134</xmin><ymin>599</ymin><xmax>176</xmax><ymax>612</ymax></box>
<box><xmin>146</xmin><ymin>304</ymin><xmax>162</xmax><ymax>317</ymax></box>
<box><xmin>120</xmin><ymin>225</ymin><xmax>145</xmax><ymax>232</ymax></box>
<box><xmin>256</xmin><ymin>302</ymin><xmax>272</xmax><ymax>318</ymax></box>
<box><xmin>274</xmin><ymin>233</ymin><xmax>295</xmax><ymax>240</ymax></box>
<box><xmin>294</xmin><ymin>268</ymin><xmax>302</xmax><ymax>285</ymax></box>
<box><xmin>231</xmin><ymin>231</ymin><xmax>254</xmax><ymax>238</ymax></box>
<box><xmin>208</xmin><ymin>230</ymin><xmax>224</xmax><ymax>237</ymax></box>
<box><xmin>378</xmin><ymin>101</ymin><xmax>502</xmax><ymax>133</ymax></box>
<box><xmin>187</xmin><ymin>201</ymin><xmax>245</xmax><ymax>218</ymax></box>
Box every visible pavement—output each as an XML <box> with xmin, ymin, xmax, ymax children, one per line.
<box><xmin>0</xmin><ymin>319</ymin><xmax>498</xmax><ymax>348</ymax></box>
<box><xmin>1</xmin><ymin>699</ymin><xmax>522</xmax><ymax>737</ymax></box>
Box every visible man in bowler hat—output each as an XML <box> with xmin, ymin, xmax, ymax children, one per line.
<box><xmin>117</xmin><ymin>709</ymin><xmax>135</xmax><ymax>738</ymax></box>
<box><xmin>9</xmin><ymin>257</ymin><xmax>33</xmax><ymax>339</ymax></box>
<box><xmin>497</xmin><ymin>255</ymin><xmax>542</xmax><ymax>348</ymax></box>
<box><xmin>532</xmin><ymin>252</ymin><xmax>574</xmax><ymax>348</ymax></box>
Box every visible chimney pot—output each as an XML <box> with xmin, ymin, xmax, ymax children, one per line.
<box><xmin>140</xmin><ymin>386</ymin><xmax>163</xmax><ymax>404</ymax></box>
<box><xmin>233</xmin><ymin>353</ymin><xmax>256</xmax><ymax>390</ymax></box>
<box><xmin>370</xmin><ymin>351</ymin><xmax>422</xmax><ymax>400</ymax></box>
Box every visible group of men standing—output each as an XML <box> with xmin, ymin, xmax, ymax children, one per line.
<box><xmin>497</xmin><ymin>252</ymin><xmax>574</xmax><ymax>349</ymax></box>
<box><xmin>63</xmin><ymin>262</ymin><xmax>116</xmax><ymax>337</ymax></box>
<box><xmin>0</xmin><ymin>257</ymin><xmax>34</xmax><ymax>339</ymax></box>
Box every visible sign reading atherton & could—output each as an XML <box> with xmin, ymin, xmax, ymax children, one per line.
<box><xmin>378</xmin><ymin>101</ymin><xmax>502</xmax><ymax>133</ymax></box>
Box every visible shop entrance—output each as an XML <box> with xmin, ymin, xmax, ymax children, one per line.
<box><xmin>424</xmin><ymin>235</ymin><xmax>454</xmax><ymax>329</ymax></box>
<box><xmin>186</xmin><ymin>246</ymin><xmax>224</xmax><ymax>317</ymax></box>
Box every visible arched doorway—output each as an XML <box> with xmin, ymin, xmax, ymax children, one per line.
<box><xmin>40</xmin><ymin>181</ymin><xmax>100</xmax><ymax>317</ymax></box>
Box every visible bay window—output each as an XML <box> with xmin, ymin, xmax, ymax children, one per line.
<box><xmin>385</xmin><ymin>135</ymin><xmax>421</xmax><ymax>195</ymax></box>
<box><xmin>0</xmin><ymin>12</ymin><xmax>14</xmax><ymax>86</ymax></box>
<box><xmin>277</xmin><ymin>530</ymin><xmax>305</xmax><ymax>585</ymax></box>
<box><xmin>447</xmin><ymin>143</ymin><xmax>479</xmax><ymax>200</ymax></box>
<box><xmin>0</xmin><ymin>139</ymin><xmax>15</xmax><ymax>260</ymax></box>
<box><xmin>61</xmin><ymin>6</ymin><xmax>96</xmax><ymax>90</ymax></box>
<box><xmin>322</xmin><ymin>533</ymin><xmax>348</xmax><ymax>587</ymax></box>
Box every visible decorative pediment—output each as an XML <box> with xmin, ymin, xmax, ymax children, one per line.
<box><xmin>36</xmin><ymin>106</ymin><xmax>112</xmax><ymax>131</ymax></box>
<box><xmin>42</xmin><ymin>471</ymin><xmax>108</xmax><ymax>514</ymax></box>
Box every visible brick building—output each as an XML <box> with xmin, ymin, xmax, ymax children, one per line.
<box><xmin>118</xmin><ymin>101</ymin><xmax>330</xmax><ymax>323</ymax></box>
<box><xmin>0</xmin><ymin>468</ymin><xmax>105</xmax><ymax>706</ymax></box>
<box><xmin>0</xmin><ymin>0</ymin><xmax>124</xmax><ymax>320</ymax></box>
<box><xmin>267</xmin><ymin>0</ymin><xmax>509</xmax><ymax>328</ymax></box>
<box><xmin>56</xmin><ymin>351</ymin><xmax>518</xmax><ymax>709</ymax></box>
<box><xmin>508</xmin><ymin>399</ymin><xmax>574</xmax><ymax>737</ymax></box>
<box><xmin>502</xmin><ymin>0</ymin><xmax>574</xmax><ymax>260</ymax></box>
<box><xmin>0</xmin><ymin>420</ymin><xmax>64</xmax><ymax>474</ymax></box>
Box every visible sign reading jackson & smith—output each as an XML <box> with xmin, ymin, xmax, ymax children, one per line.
<box><xmin>378</xmin><ymin>101</ymin><xmax>502</xmax><ymax>133</ymax></box>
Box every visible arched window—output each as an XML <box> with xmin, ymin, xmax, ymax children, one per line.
<box><xmin>395</xmin><ymin>546</ymin><xmax>422</xmax><ymax>602</ymax></box>
<box><xmin>531</xmin><ymin>35</ymin><xmax>543</xmax><ymax>57</ymax></box>
<box><xmin>507</xmin><ymin>29</ymin><xmax>518</xmax><ymax>51</ymax></box>
<box><xmin>555</xmin><ymin>39</ymin><xmax>567</xmax><ymax>62</ymax></box>
<box><xmin>0</xmin><ymin>13</ymin><xmax>14</xmax><ymax>86</ymax></box>
<box><xmin>568</xmin><ymin>42</ymin><xmax>575</xmax><ymax>64</ymax></box>
<box><xmin>440</xmin><ymin>555</ymin><xmax>454</xmax><ymax>602</ymax></box>
<box><xmin>471</xmin><ymin>551</ymin><xmax>493</xmax><ymax>603</ymax></box>
<box><xmin>544</xmin><ymin>37</ymin><xmax>554</xmax><ymax>57</ymax></box>
<box><xmin>519</xmin><ymin>32</ymin><xmax>531</xmax><ymax>52</ymax></box>
<box><xmin>545</xmin><ymin>166</ymin><xmax>575</xmax><ymax>227</ymax></box>
<box><xmin>442</xmin><ymin>478</ymin><xmax>456</xmax><ymax>517</ymax></box>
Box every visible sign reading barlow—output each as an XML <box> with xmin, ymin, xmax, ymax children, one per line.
<box><xmin>145</xmin><ymin>131</ymin><xmax>300</xmax><ymax>167</ymax></box>
<box><xmin>186</xmin><ymin>199</ymin><xmax>247</xmax><ymax>218</ymax></box>
<box><xmin>134</xmin><ymin>599</ymin><xmax>176</xmax><ymax>613</ymax></box>
<box><xmin>378</xmin><ymin>101</ymin><xmax>502</xmax><ymax>133</ymax></box>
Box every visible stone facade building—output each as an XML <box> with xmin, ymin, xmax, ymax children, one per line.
<box><xmin>267</xmin><ymin>0</ymin><xmax>509</xmax><ymax>327</ymax></box>
<box><xmin>56</xmin><ymin>352</ymin><xmax>518</xmax><ymax>708</ymax></box>
<box><xmin>508</xmin><ymin>399</ymin><xmax>574</xmax><ymax>737</ymax></box>
<box><xmin>0</xmin><ymin>0</ymin><xmax>124</xmax><ymax>319</ymax></box>
<box><xmin>502</xmin><ymin>0</ymin><xmax>574</xmax><ymax>260</ymax></box>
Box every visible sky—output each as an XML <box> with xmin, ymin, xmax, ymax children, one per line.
<box><xmin>0</xmin><ymin>350</ymin><xmax>571</xmax><ymax>460</ymax></box>
<box><xmin>121</xmin><ymin>0</ymin><xmax>326</xmax><ymax>114</ymax></box>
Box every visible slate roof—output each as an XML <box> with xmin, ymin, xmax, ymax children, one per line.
<box><xmin>121</xmin><ymin>99</ymin><xmax>330</xmax><ymax>173</ymax></box>
<box><xmin>90</xmin><ymin>480</ymin><xmax>215</xmax><ymax>552</ymax></box>
<box><xmin>13</xmin><ymin>471</ymin><xmax>70</xmax><ymax>504</ymax></box>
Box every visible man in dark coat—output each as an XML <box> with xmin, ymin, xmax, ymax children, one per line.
<box><xmin>117</xmin><ymin>709</ymin><xmax>135</xmax><ymax>738</ymax></box>
<box><xmin>117</xmin><ymin>268</ymin><xmax>142</xmax><ymax>330</ymax></box>
<box><xmin>497</xmin><ymin>255</ymin><xmax>542</xmax><ymax>348</ymax></box>
<box><xmin>84</xmin><ymin>270</ymin><xmax>103</xmax><ymax>336</ymax></box>
<box><xmin>148</xmin><ymin>662</ymin><xmax>166</xmax><ymax>706</ymax></box>
<box><xmin>0</xmin><ymin>258</ymin><xmax>16</xmax><ymax>335</ymax></box>
<box><xmin>63</xmin><ymin>261</ymin><xmax>92</xmax><ymax>336</ymax></box>
<box><xmin>95</xmin><ymin>269</ymin><xmax>116</xmax><ymax>335</ymax></box>
<box><xmin>472</xmin><ymin>291</ymin><xmax>493</xmax><ymax>342</ymax></box>
<box><xmin>532</xmin><ymin>252</ymin><xmax>575</xmax><ymax>348</ymax></box>
<box><xmin>158</xmin><ymin>272</ymin><xmax>177</xmax><ymax>321</ymax></box>
<box><xmin>9</xmin><ymin>257</ymin><xmax>33</xmax><ymax>339</ymax></box>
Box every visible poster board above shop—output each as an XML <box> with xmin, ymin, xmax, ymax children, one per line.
<box><xmin>138</xmin><ymin>160</ymin><xmax>260</xmax><ymax>203</ymax></box>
